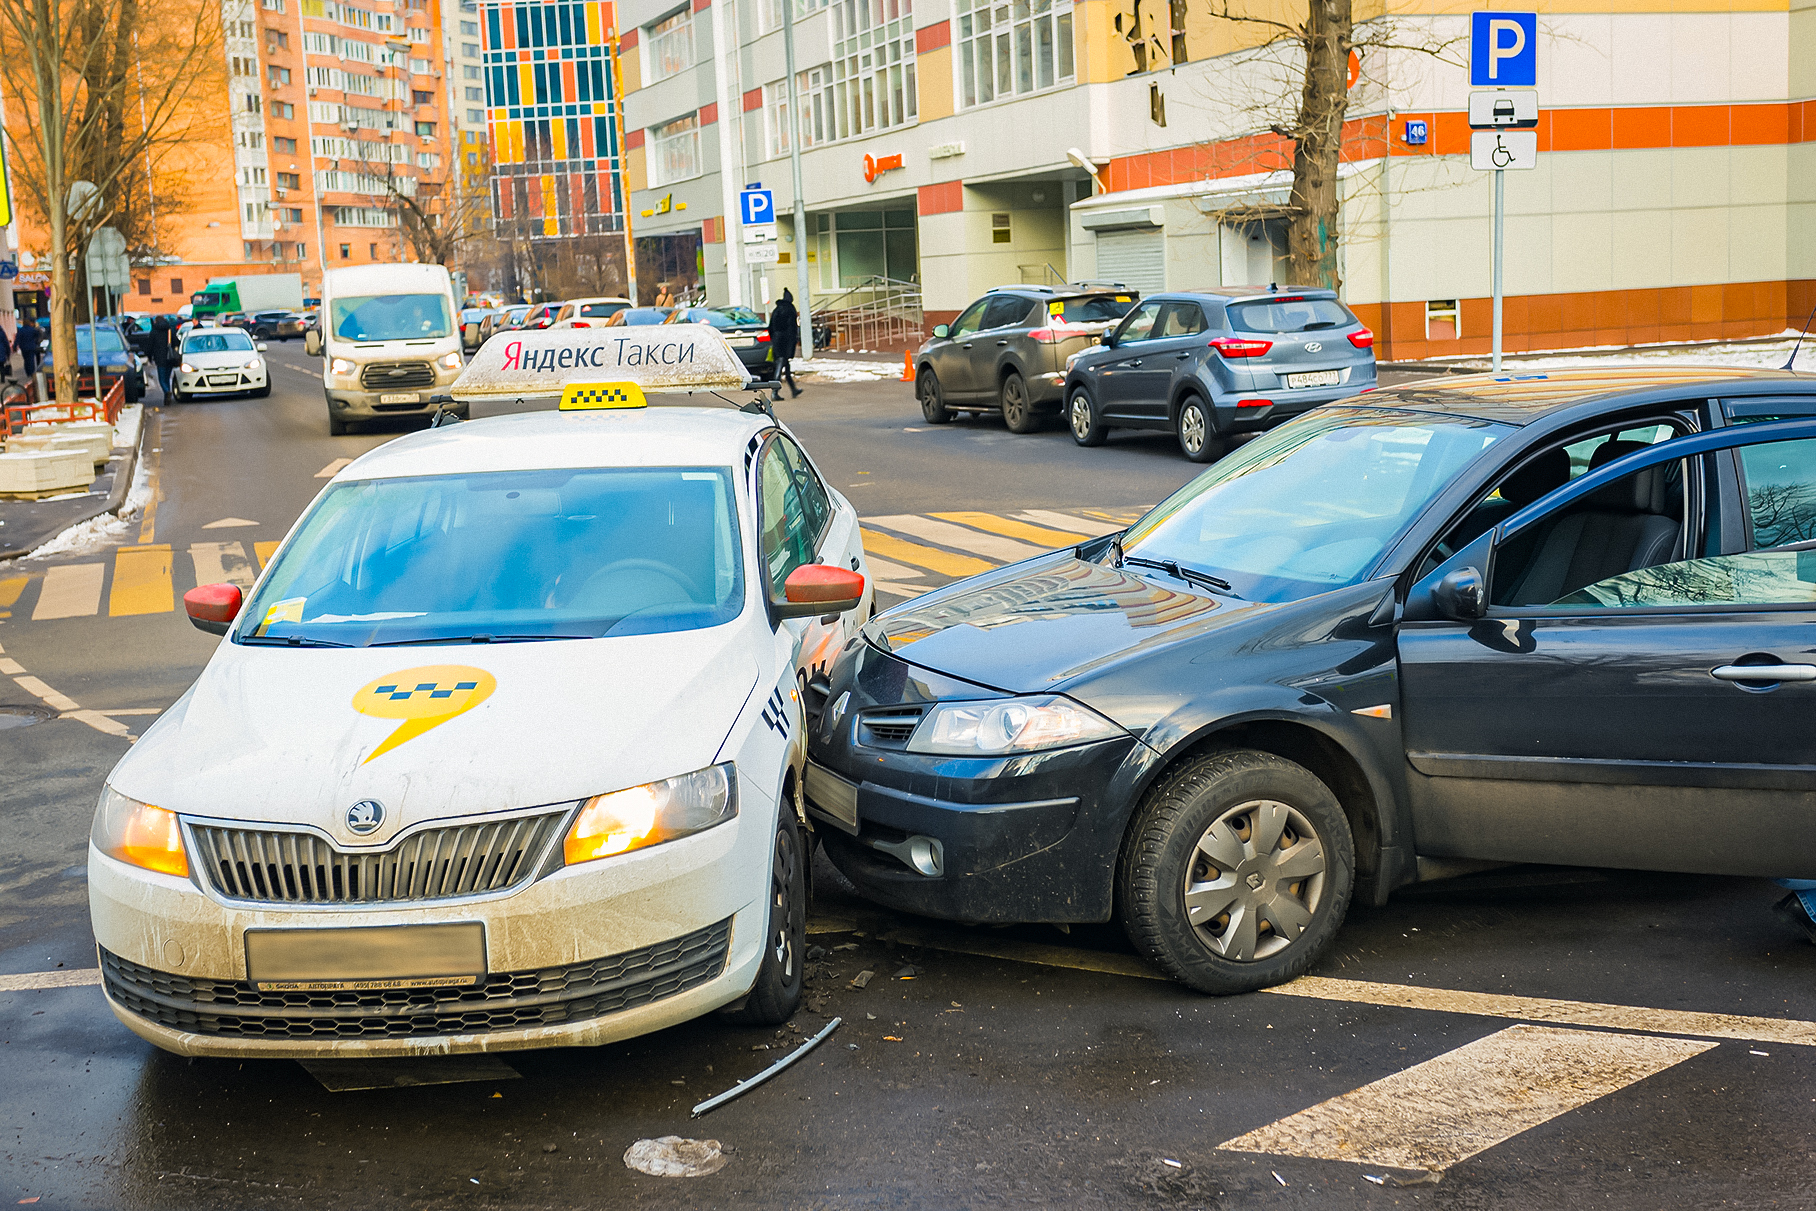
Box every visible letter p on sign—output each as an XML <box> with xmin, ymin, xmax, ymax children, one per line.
<box><xmin>1471</xmin><ymin>11</ymin><xmax>1536</xmax><ymax>86</ymax></box>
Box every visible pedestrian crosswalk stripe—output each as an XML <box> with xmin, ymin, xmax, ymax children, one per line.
<box><xmin>931</xmin><ymin>511</ymin><xmax>1087</xmax><ymax>546</ymax></box>
<box><xmin>1014</xmin><ymin>509</ymin><xmax>1128</xmax><ymax>537</ymax></box>
<box><xmin>189</xmin><ymin>541</ymin><xmax>257</xmax><ymax>589</ymax></box>
<box><xmin>1216</xmin><ymin>1024</ymin><xmax>1712</xmax><ymax>1172</ymax></box>
<box><xmin>33</xmin><ymin>563</ymin><xmax>104</xmax><ymax>620</ymax></box>
<box><xmin>868</xmin><ymin>514</ymin><xmax>1052</xmax><ymax>564</ymax></box>
<box><xmin>859</xmin><ymin>528</ymin><xmax>996</xmax><ymax>578</ymax></box>
<box><xmin>254</xmin><ymin>540</ymin><xmax>280</xmax><ymax>567</ymax></box>
<box><xmin>109</xmin><ymin>545</ymin><xmax>174</xmax><ymax>617</ymax></box>
<box><xmin>864</xmin><ymin>554</ymin><xmax>930</xmax><ymax>583</ymax></box>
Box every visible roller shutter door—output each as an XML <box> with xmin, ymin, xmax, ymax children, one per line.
<box><xmin>1094</xmin><ymin>229</ymin><xmax>1166</xmax><ymax>296</ymax></box>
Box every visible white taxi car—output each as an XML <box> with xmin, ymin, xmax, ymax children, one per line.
<box><xmin>173</xmin><ymin>327</ymin><xmax>270</xmax><ymax>401</ymax></box>
<box><xmin>89</xmin><ymin>327</ymin><xmax>873</xmax><ymax>1058</ymax></box>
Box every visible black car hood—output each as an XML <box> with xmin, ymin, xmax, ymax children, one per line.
<box><xmin>864</xmin><ymin>554</ymin><xmax>1268</xmax><ymax>694</ymax></box>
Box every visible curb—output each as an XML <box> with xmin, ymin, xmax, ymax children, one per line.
<box><xmin>0</xmin><ymin>406</ymin><xmax>151</xmax><ymax>561</ymax></box>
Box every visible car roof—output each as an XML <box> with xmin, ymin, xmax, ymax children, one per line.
<box><xmin>335</xmin><ymin>408</ymin><xmax>774</xmax><ymax>482</ymax></box>
<box><xmin>986</xmin><ymin>284</ymin><xmax>1136</xmax><ymax>298</ymax></box>
<box><xmin>1330</xmin><ymin>367</ymin><xmax>1816</xmax><ymax>426</ymax></box>
<box><xmin>565</xmin><ymin>296</ymin><xmax>632</xmax><ymax>306</ymax></box>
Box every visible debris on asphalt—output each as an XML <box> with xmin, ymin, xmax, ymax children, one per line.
<box><xmin>1272</xmin><ymin>1171</ymin><xmax>1287</xmax><ymax>1186</ymax></box>
<box><xmin>1751</xmin><ymin>1050</ymin><xmax>1769</xmax><ymax>1056</ymax></box>
<box><xmin>893</xmin><ymin>965</ymin><xmax>920</xmax><ymax>980</ymax></box>
<box><xmin>751</xmin><ymin>1044</ymin><xmax>772</xmax><ymax>1051</ymax></box>
<box><xmin>623</xmin><ymin>1136</ymin><xmax>730</xmax><ymax>1178</ymax></box>
<box><xmin>1161</xmin><ymin>1158</ymin><xmax>1182</xmax><ymax>1169</ymax></box>
<box><xmin>1364</xmin><ymin>1174</ymin><xmax>1387</xmax><ymax>1185</ymax></box>
<box><xmin>832</xmin><ymin>943</ymin><xmax>859</xmax><ymax>951</ymax></box>
<box><xmin>806</xmin><ymin>944</ymin><xmax>826</xmax><ymax>960</ymax></box>
<box><xmin>692</xmin><ymin>1017</ymin><xmax>843</xmax><ymax>1117</ymax></box>
<box><xmin>865</xmin><ymin>1013</ymin><xmax>876</xmax><ymax>1020</ymax></box>
<box><xmin>850</xmin><ymin>970</ymin><xmax>875</xmax><ymax>989</ymax></box>
<box><xmin>670</xmin><ymin>1079</ymin><xmax>686</xmax><ymax>1086</ymax></box>
<box><xmin>542</xmin><ymin>1144</ymin><xmax>558</xmax><ymax>1153</ymax></box>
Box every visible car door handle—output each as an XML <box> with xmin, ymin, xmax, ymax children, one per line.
<box><xmin>1175</xmin><ymin>352</ymin><xmax>1191</xmax><ymax>360</ymax></box>
<box><xmin>1711</xmin><ymin>663</ymin><xmax>1816</xmax><ymax>682</ymax></box>
<box><xmin>996</xmin><ymin>340</ymin><xmax>1009</xmax><ymax>346</ymax></box>
<box><xmin>962</xmin><ymin>343</ymin><xmax>973</xmax><ymax>349</ymax></box>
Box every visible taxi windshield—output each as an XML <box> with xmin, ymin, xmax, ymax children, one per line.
<box><xmin>237</xmin><ymin>467</ymin><xmax>745</xmax><ymax>646</ymax></box>
<box><xmin>1122</xmin><ymin>409</ymin><xmax>1509</xmax><ymax>602</ymax></box>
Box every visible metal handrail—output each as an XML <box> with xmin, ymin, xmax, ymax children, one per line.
<box><xmin>808</xmin><ymin>275</ymin><xmax>924</xmax><ymax>352</ymax></box>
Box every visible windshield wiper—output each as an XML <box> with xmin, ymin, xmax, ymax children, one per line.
<box><xmin>237</xmin><ymin>634</ymin><xmax>353</xmax><ymax>648</ymax></box>
<box><xmin>370</xmin><ymin>634</ymin><xmax>591</xmax><ymax>646</ymax></box>
<box><xmin>1121</xmin><ymin>555</ymin><xmax>1236</xmax><ymax>596</ymax></box>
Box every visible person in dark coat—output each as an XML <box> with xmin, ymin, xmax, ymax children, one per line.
<box><xmin>0</xmin><ymin>323</ymin><xmax>12</xmax><ymax>382</ymax></box>
<box><xmin>146</xmin><ymin>315</ymin><xmax>181</xmax><ymax>401</ymax></box>
<box><xmin>766</xmin><ymin>289</ymin><xmax>801</xmax><ymax>397</ymax></box>
<box><xmin>15</xmin><ymin>319</ymin><xmax>41</xmax><ymax>379</ymax></box>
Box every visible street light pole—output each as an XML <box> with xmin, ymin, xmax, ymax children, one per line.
<box><xmin>781</xmin><ymin>0</ymin><xmax>812</xmax><ymax>358</ymax></box>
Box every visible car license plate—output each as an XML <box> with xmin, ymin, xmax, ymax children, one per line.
<box><xmin>727</xmin><ymin>337</ymin><xmax>756</xmax><ymax>348</ymax></box>
<box><xmin>245</xmin><ymin>922</ymin><xmax>486</xmax><ymax>991</ymax></box>
<box><xmin>1286</xmin><ymin>370</ymin><xmax>1342</xmax><ymax>389</ymax></box>
<box><xmin>380</xmin><ymin>392</ymin><xmax>421</xmax><ymax>404</ymax></box>
<box><xmin>207</xmin><ymin>375</ymin><xmax>237</xmax><ymax>386</ymax></box>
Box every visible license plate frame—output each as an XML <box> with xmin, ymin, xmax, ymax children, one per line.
<box><xmin>379</xmin><ymin>392</ymin><xmax>422</xmax><ymax>404</ymax></box>
<box><xmin>207</xmin><ymin>375</ymin><xmax>238</xmax><ymax>387</ymax></box>
<box><xmin>1286</xmin><ymin>370</ymin><xmax>1342</xmax><ymax>390</ymax></box>
<box><xmin>245</xmin><ymin>922</ymin><xmax>487</xmax><ymax>991</ymax></box>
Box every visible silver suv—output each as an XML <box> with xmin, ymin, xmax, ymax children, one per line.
<box><xmin>915</xmin><ymin>286</ymin><xmax>1138</xmax><ymax>432</ymax></box>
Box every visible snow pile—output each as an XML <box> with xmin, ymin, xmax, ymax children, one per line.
<box><xmin>1460</xmin><ymin>331</ymin><xmax>1809</xmax><ymax>373</ymax></box>
<box><xmin>800</xmin><ymin>358</ymin><xmax>904</xmax><ymax>384</ymax></box>
<box><xmin>25</xmin><ymin>451</ymin><xmax>154</xmax><ymax>560</ymax></box>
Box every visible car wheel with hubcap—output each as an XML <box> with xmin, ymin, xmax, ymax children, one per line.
<box><xmin>1176</xmin><ymin>394</ymin><xmax>1222</xmax><ymax>463</ymax></box>
<box><xmin>917</xmin><ymin>368</ymin><xmax>951</xmax><ymax>424</ymax></box>
<box><xmin>1118</xmin><ymin>749</ymin><xmax>1354</xmax><ymax>994</ymax></box>
<box><xmin>723</xmin><ymin>813</ymin><xmax>807</xmax><ymax>1024</ymax></box>
<box><xmin>1067</xmin><ymin>386</ymin><xmax>1106</xmax><ymax>447</ymax></box>
<box><xmin>1000</xmin><ymin>372</ymin><xmax>1039</xmax><ymax>434</ymax></box>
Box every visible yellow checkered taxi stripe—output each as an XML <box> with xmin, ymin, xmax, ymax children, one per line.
<box><xmin>559</xmin><ymin>381</ymin><xmax>648</xmax><ymax>410</ymax></box>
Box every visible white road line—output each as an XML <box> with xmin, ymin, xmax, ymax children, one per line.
<box><xmin>202</xmin><ymin>517</ymin><xmax>259</xmax><ymax>529</ymax></box>
<box><xmin>1260</xmin><ymin>975</ymin><xmax>1816</xmax><ymax>1048</ymax></box>
<box><xmin>315</xmin><ymin>457</ymin><xmax>354</xmax><ymax>478</ymax></box>
<box><xmin>1217</xmin><ymin>1024</ymin><xmax>1713</xmax><ymax>1172</ymax></box>
<box><xmin>189</xmin><ymin>540</ymin><xmax>257</xmax><ymax>589</ymax></box>
<box><xmin>4</xmin><ymin>642</ymin><xmax>145</xmax><ymax>739</ymax></box>
<box><xmin>873</xmin><ymin>580</ymin><xmax>929</xmax><ymax>599</ymax></box>
<box><xmin>32</xmin><ymin>563</ymin><xmax>105</xmax><ymax>620</ymax></box>
<box><xmin>866</xmin><ymin>514</ymin><xmax>1049</xmax><ymax>563</ymax></box>
<box><xmin>0</xmin><ymin>968</ymin><xmax>103</xmax><ymax>992</ymax></box>
<box><xmin>13</xmin><ymin>675</ymin><xmax>79</xmax><ymax>713</ymax></box>
<box><xmin>1014</xmin><ymin>509</ymin><xmax>1126</xmax><ymax>537</ymax></box>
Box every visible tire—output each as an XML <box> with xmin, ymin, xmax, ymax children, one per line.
<box><xmin>917</xmin><ymin>368</ymin><xmax>951</xmax><ymax>424</ymax></box>
<box><xmin>1118</xmin><ymin>749</ymin><xmax>1354</xmax><ymax>995</ymax></box>
<box><xmin>1000</xmin><ymin>372</ymin><xmax>1039</xmax><ymax>434</ymax></box>
<box><xmin>1067</xmin><ymin>386</ymin><xmax>1107</xmax><ymax>447</ymax></box>
<box><xmin>722</xmin><ymin>813</ymin><xmax>807</xmax><ymax>1024</ymax></box>
<box><xmin>1175</xmin><ymin>394</ymin><xmax>1222</xmax><ymax>463</ymax></box>
<box><xmin>329</xmin><ymin>416</ymin><xmax>350</xmax><ymax>436</ymax></box>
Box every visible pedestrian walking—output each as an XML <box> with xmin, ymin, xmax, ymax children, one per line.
<box><xmin>767</xmin><ymin>289</ymin><xmax>801</xmax><ymax>398</ymax></box>
<box><xmin>15</xmin><ymin>318</ymin><xmax>42</xmax><ymax>379</ymax></box>
<box><xmin>147</xmin><ymin>315</ymin><xmax>180</xmax><ymax>401</ymax></box>
<box><xmin>0</xmin><ymin>322</ymin><xmax>13</xmax><ymax>383</ymax></box>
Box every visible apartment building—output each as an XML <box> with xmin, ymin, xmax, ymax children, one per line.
<box><xmin>617</xmin><ymin>0</ymin><xmax>1814</xmax><ymax>357</ymax></box>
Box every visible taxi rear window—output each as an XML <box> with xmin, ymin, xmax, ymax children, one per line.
<box><xmin>1050</xmin><ymin>295</ymin><xmax>1136</xmax><ymax>324</ymax></box>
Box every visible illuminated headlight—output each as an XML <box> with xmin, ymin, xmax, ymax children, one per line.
<box><xmin>905</xmin><ymin>696</ymin><xmax>1124</xmax><ymax>756</ymax></box>
<box><xmin>329</xmin><ymin>357</ymin><xmax>357</xmax><ymax>376</ymax></box>
<box><xmin>436</xmin><ymin>351</ymin><xmax>462</xmax><ymax>371</ymax></box>
<box><xmin>563</xmin><ymin>763</ymin><xmax>737</xmax><ymax>865</ymax></box>
<box><xmin>242</xmin><ymin>359</ymin><xmax>262</xmax><ymax>371</ymax></box>
<box><xmin>179</xmin><ymin>362</ymin><xmax>197</xmax><ymax>374</ymax></box>
<box><xmin>92</xmin><ymin>786</ymin><xmax>187</xmax><ymax>878</ymax></box>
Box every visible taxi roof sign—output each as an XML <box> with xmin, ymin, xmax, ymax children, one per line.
<box><xmin>450</xmin><ymin>324</ymin><xmax>751</xmax><ymax>402</ymax></box>
<box><xmin>560</xmin><ymin>381</ymin><xmax>648</xmax><ymax>410</ymax></box>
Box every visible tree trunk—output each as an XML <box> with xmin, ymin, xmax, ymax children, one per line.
<box><xmin>1285</xmin><ymin>0</ymin><xmax>1351</xmax><ymax>290</ymax></box>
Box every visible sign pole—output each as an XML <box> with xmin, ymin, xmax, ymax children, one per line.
<box><xmin>1492</xmin><ymin>167</ymin><xmax>1504</xmax><ymax>373</ymax></box>
<box><xmin>781</xmin><ymin>0</ymin><xmax>812</xmax><ymax>359</ymax></box>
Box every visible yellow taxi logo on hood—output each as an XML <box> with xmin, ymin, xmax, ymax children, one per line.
<box><xmin>352</xmin><ymin>666</ymin><xmax>497</xmax><ymax>763</ymax></box>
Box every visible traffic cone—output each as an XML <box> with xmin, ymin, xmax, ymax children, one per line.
<box><xmin>899</xmin><ymin>350</ymin><xmax>914</xmax><ymax>383</ymax></box>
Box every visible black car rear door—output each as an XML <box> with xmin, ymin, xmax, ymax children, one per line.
<box><xmin>1397</xmin><ymin>422</ymin><xmax>1816</xmax><ymax>879</ymax></box>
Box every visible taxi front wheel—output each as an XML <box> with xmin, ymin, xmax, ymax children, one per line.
<box><xmin>722</xmin><ymin>815</ymin><xmax>806</xmax><ymax>1025</ymax></box>
<box><xmin>1118</xmin><ymin>749</ymin><xmax>1354</xmax><ymax>995</ymax></box>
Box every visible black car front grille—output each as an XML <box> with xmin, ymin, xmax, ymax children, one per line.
<box><xmin>100</xmin><ymin>917</ymin><xmax>732</xmax><ymax>1040</ymax></box>
<box><xmin>358</xmin><ymin>360</ymin><xmax>436</xmax><ymax>390</ymax></box>
<box><xmin>858</xmin><ymin>708</ymin><xmax>924</xmax><ymax>749</ymax></box>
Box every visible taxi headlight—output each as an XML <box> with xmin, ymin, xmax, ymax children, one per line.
<box><xmin>436</xmin><ymin>351</ymin><xmax>462</xmax><ymax>371</ymax></box>
<box><xmin>92</xmin><ymin>786</ymin><xmax>188</xmax><ymax>877</ymax></box>
<box><xmin>329</xmin><ymin>357</ymin><xmax>357</xmax><ymax>376</ymax></box>
<box><xmin>905</xmin><ymin>695</ymin><xmax>1124</xmax><ymax>756</ymax></box>
<box><xmin>564</xmin><ymin>763</ymin><xmax>737</xmax><ymax>865</ymax></box>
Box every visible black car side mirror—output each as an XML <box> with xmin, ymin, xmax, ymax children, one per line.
<box><xmin>1433</xmin><ymin>567</ymin><xmax>1487</xmax><ymax>620</ymax></box>
<box><xmin>931</xmin><ymin>324</ymin><xmax>950</xmax><ymax>339</ymax></box>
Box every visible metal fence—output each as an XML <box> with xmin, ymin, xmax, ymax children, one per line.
<box><xmin>808</xmin><ymin>275</ymin><xmax>924</xmax><ymax>353</ymax></box>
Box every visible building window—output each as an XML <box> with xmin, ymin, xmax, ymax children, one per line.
<box><xmin>170</xmin><ymin>278</ymin><xmax>184</xmax><ymax>293</ymax></box>
<box><xmin>339</xmin><ymin>244</ymin><xmax>350</xmax><ymax>258</ymax></box>
<box><xmin>272</xmin><ymin>100</ymin><xmax>294</xmax><ymax>118</ymax></box>
<box><xmin>268</xmin><ymin>65</ymin><xmax>292</xmax><ymax>86</ymax></box>
<box><xmin>821</xmin><ymin>0</ymin><xmax>916</xmax><ymax>140</ymax></box>
<box><xmin>465</xmin><ymin>86</ymin><xmax>483</xmax><ymax>101</ymax></box>
<box><xmin>244</xmin><ymin>166</ymin><xmax>268</xmax><ymax>184</ymax></box>
<box><xmin>462</xmin><ymin>41</ymin><xmax>479</xmax><ymax>56</ymax></box>
<box><xmin>408</xmin><ymin>25</ymin><xmax>428</xmax><ymax>42</ymax></box>
<box><xmin>231</xmin><ymin>55</ymin><xmax>256</xmax><ymax>76</ymax></box>
<box><xmin>262</xmin><ymin>0</ymin><xmax>285</xmax><ymax>10</ymax></box>
<box><xmin>467</xmin><ymin>107</ymin><xmax>483</xmax><ymax>123</ymax></box>
<box><xmin>417</xmin><ymin>151</ymin><xmax>439</xmax><ymax>168</ymax></box>
<box><xmin>266</xmin><ymin>29</ymin><xmax>289</xmax><ymax>49</ymax></box>
<box><xmin>647</xmin><ymin>9</ymin><xmax>694</xmax><ymax>81</ymax></box>
<box><xmin>369</xmin><ymin>242</ymin><xmax>379</xmax><ymax>257</ymax></box>
<box><xmin>955</xmin><ymin>0</ymin><xmax>1073</xmax><ymax>108</ymax></box>
<box><xmin>463</xmin><ymin>65</ymin><xmax>481</xmax><ymax>79</ymax></box>
<box><xmin>276</xmin><ymin>171</ymin><xmax>301</xmax><ymax>189</ymax></box>
<box><xmin>415</xmin><ymin>121</ymin><xmax>437</xmax><ymax>137</ymax></box>
<box><xmin>136</xmin><ymin>278</ymin><xmax>151</xmax><ymax>296</ymax></box>
<box><xmin>413</xmin><ymin>89</ymin><xmax>434</xmax><ymax>105</ymax></box>
<box><xmin>274</xmin><ymin>135</ymin><xmax>297</xmax><ymax>153</ymax></box>
<box><xmin>1426</xmin><ymin>300</ymin><xmax>1460</xmax><ymax>341</ymax></box>
<box><xmin>649</xmin><ymin>113</ymin><xmax>701</xmax><ymax>185</ymax></box>
<box><xmin>764</xmin><ymin>80</ymin><xmax>792</xmax><ymax>158</ymax></box>
<box><xmin>460</xmin><ymin>19</ymin><xmax>477</xmax><ymax>34</ymax></box>
<box><xmin>283</xmin><ymin>207</ymin><xmax>304</xmax><ymax>222</ymax></box>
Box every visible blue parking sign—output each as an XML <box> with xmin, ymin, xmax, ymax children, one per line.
<box><xmin>739</xmin><ymin>189</ymin><xmax>775</xmax><ymax>226</ymax></box>
<box><xmin>1471</xmin><ymin>11</ymin><xmax>1536</xmax><ymax>86</ymax></box>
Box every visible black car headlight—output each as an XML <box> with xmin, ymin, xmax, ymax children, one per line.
<box><xmin>905</xmin><ymin>695</ymin><xmax>1124</xmax><ymax>756</ymax></box>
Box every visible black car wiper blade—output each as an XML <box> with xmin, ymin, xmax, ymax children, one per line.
<box><xmin>370</xmin><ymin>634</ymin><xmax>591</xmax><ymax>646</ymax></box>
<box><xmin>1120</xmin><ymin>555</ymin><xmax>1236</xmax><ymax>596</ymax></box>
<box><xmin>237</xmin><ymin>634</ymin><xmax>354</xmax><ymax>648</ymax></box>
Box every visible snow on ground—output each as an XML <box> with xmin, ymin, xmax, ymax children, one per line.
<box><xmin>1447</xmin><ymin>331</ymin><xmax>1811</xmax><ymax>373</ymax></box>
<box><xmin>799</xmin><ymin>358</ymin><xmax>904</xmax><ymax>384</ymax></box>
<box><xmin>24</xmin><ymin>453</ymin><xmax>154</xmax><ymax>561</ymax></box>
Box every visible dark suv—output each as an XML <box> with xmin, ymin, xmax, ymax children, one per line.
<box><xmin>915</xmin><ymin>286</ymin><xmax>1138</xmax><ymax>433</ymax></box>
<box><xmin>1064</xmin><ymin>286</ymin><xmax>1377</xmax><ymax>462</ymax></box>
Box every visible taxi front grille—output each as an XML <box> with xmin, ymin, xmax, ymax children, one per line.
<box><xmin>358</xmin><ymin>360</ymin><xmax>436</xmax><ymax>389</ymax></box>
<box><xmin>99</xmin><ymin>918</ymin><xmax>732</xmax><ymax>1040</ymax></box>
<box><xmin>186</xmin><ymin>810</ymin><xmax>570</xmax><ymax>906</ymax></box>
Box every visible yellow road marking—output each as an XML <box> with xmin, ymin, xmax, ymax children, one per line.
<box><xmin>108</xmin><ymin>545</ymin><xmax>174</xmax><ymax>616</ymax></box>
<box><xmin>1217</xmin><ymin>1024</ymin><xmax>1712</xmax><ymax>1171</ymax></box>
<box><xmin>254</xmin><ymin>540</ymin><xmax>280</xmax><ymax>567</ymax></box>
<box><xmin>859</xmin><ymin>529</ymin><xmax>995</xmax><ymax>578</ymax></box>
<box><xmin>189</xmin><ymin>541</ymin><xmax>256</xmax><ymax>589</ymax></box>
<box><xmin>931</xmin><ymin>511</ymin><xmax>1087</xmax><ymax>547</ymax></box>
<box><xmin>0</xmin><ymin>574</ymin><xmax>29</xmax><ymax>611</ymax></box>
<box><xmin>868</xmin><ymin>514</ymin><xmax>1049</xmax><ymax>563</ymax></box>
<box><xmin>315</xmin><ymin>457</ymin><xmax>354</xmax><ymax>478</ymax></box>
<box><xmin>32</xmin><ymin>563</ymin><xmax>105</xmax><ymax>620</ymax></box>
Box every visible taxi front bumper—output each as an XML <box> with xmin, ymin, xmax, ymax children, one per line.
<box><xmin>88</xmin><ymin>810</ymin><xmax>765</xmax><ymax>1058</ymax></box>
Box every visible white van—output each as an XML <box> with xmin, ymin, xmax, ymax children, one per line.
<box><xmin>307</xmin><ymin>263</ymin><xmax>465</xmax><ymax>435</ymax></box>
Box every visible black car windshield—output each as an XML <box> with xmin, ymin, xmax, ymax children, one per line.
<box><xmin>1229</xmin><ymin>298</ymin><xmax>1355</xmax><ymax>333</ymax></box>
<box><xmin>330</xmin><ymin>293</ymin><xmax>454</xmax><ymax>341</ymax></box>
<box><xmin>237</xmin><ymin>468</ymin><xmax>746</xmax><ymax>646</ymax></box>
<box><xmin>184</xmin><ymin>331</ymin><xmax>256</xmax><ymax>354</ymax></box>
<box><xmin>1055</xmin><ymin>295</ymin><xmax>1136</xmax><ymax>323</ymax></box>
<box><xmin>1122</xmin><ymin>409</ymin><xmax>1509</xmax><ymax>602</ymax></box>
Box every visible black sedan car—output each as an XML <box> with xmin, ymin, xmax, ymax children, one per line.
<box><xmin>664</xmin><ymin>305</ymin><xmax>774</xmax><ymax>379</ymax></box>
<box><xmin>804</xmin><ymin>368</ymin><xmax>1816</xmax><ymax>993</ymax></box>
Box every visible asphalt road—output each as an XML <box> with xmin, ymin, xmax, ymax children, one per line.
<box><xmin>2</xmin><ymin>345</ymin><xmax>1814</xmax><ymax>1209</ymax></box>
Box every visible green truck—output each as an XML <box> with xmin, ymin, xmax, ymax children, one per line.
<box><xmin>189</xmin><ymin>273</ymin><xmax>304</xmax><ymax>319</ymax></box>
